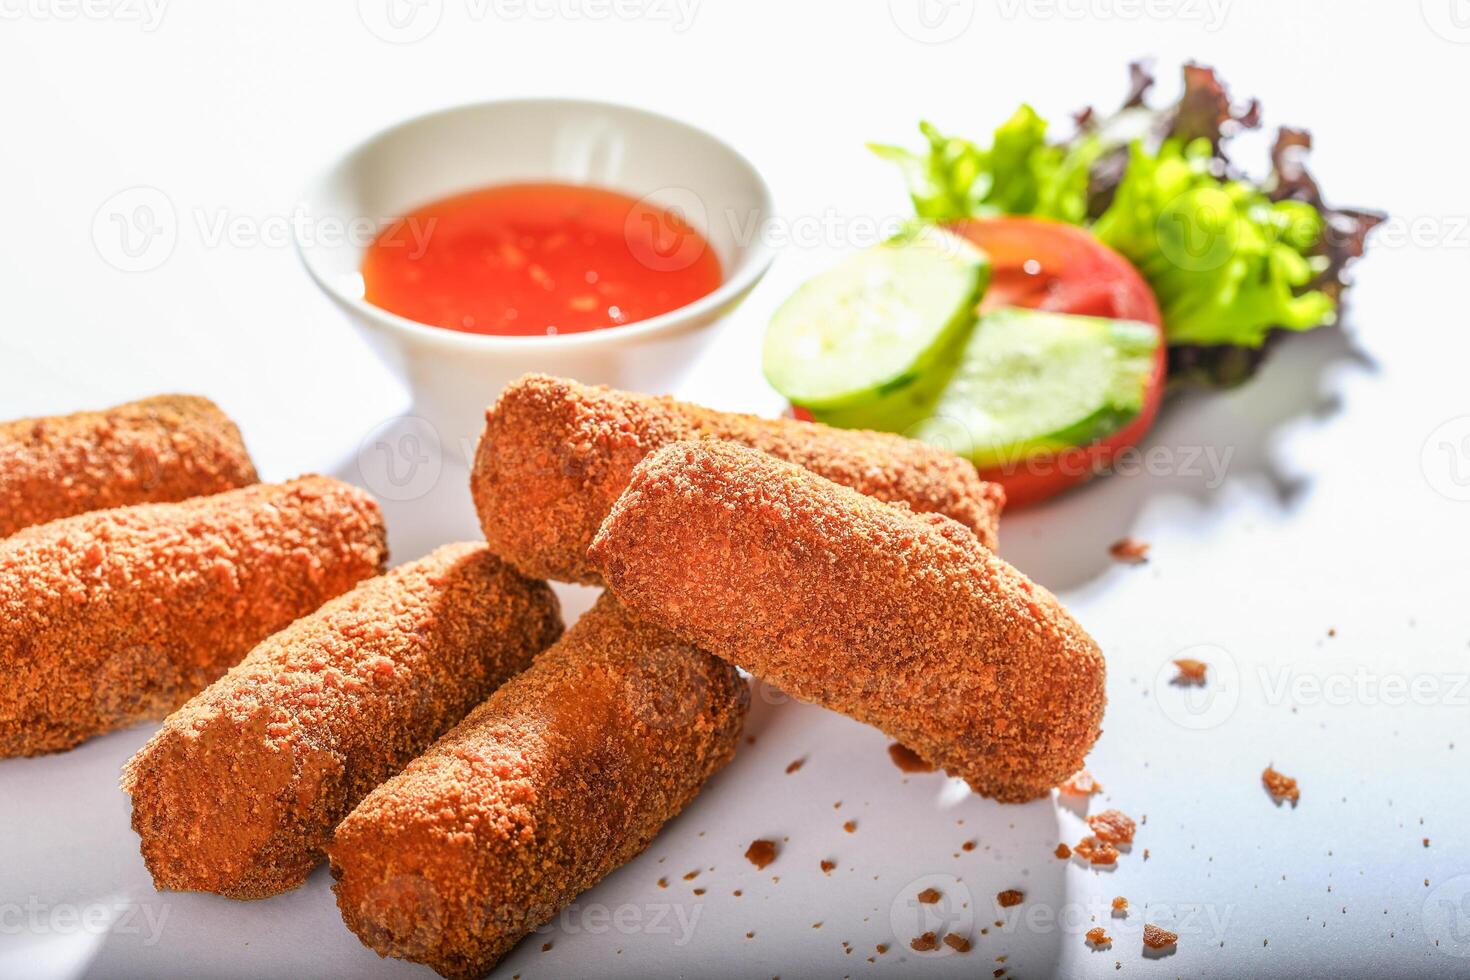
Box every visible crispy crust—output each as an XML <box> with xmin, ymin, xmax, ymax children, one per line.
<box><xmin>471</xmin><ymin>374</ymin><xmax>1004</xmax><ymax>583</ymax></box>
<box><xmin>328</xmin><ymin>593</ymin><xmax>748</xmax><ymax>978</ymax></box>
<box><xmin>121</xmin><ymin>543</ymin><xmax>562</xmax><ymax>900</ymax></box>
<box><xmin>0</xmin><ymin>477</ymin><xmax>387</xmax><ymax>757</ymax></box>
<box><xmin>589</xmin><ymin>441</ymin><xmax>1105</xmax><ymax>803</ymax></box>
<box><xmin>0</xmin><ymin>394</ymin><xmax>258</xmax><ymax>538</ymax></box>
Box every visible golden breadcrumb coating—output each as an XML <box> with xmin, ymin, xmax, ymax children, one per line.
<box><xmin>0</xmin><ymin>394</ymin><xmax>258</xmax><ymax>538</ymax></box>
<box><xmin>122</xmin><ymin>543</ymin><xmax>562</xmax><ymax>900</ymax></box>
<box><xmin>0</xmin><ymin>477</ymin><xmax>387</xmax><ymax>757</ymax></box>
<box><xmin>589</xmin><ymin>441</ymin><xmax>1105</xmax><ymax>803</ymax></box>
<box><xmin>329</xmin><ymin>593</ymin><xmax>748</xmax><ymax>978</ymax></box>
<box><xmin>471</xmin><ymin>374</ymin><xmax>1004</xmax><ymax>583</ymax></box>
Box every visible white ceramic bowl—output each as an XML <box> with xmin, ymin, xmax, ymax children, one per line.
<box><xmin>297</xmin><ymin>98</ymin><xmax>774</xmax><ymax>458</ymax></box>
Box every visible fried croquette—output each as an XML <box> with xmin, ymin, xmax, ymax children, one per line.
<box><xmin>0</xmin><ymin>476</ymin><xmax>387</xmax><ymax>757</ymax></box>
<box><xmin>122</xmin><ymin>543</ymin><xmax>562</xmax><ymax>899</ymax></box>
<box><xmin>471</xmin><ymin>374</ymin><xmax>1004</xmax><ymax>583</ymax></box>
<box><xmin>328</xmin><ymin>593</ymin><xmax>748</xmax><ymax>978</ymax></box>
<box><xmin>588</xmin><ymin>441</ymin><xmax>1105</xmax><ymax>803</ymax></box>
<box><xmin>0</xmin><ymin>394</ymin><xmax>257</xmax><ymax>538</ymax></box>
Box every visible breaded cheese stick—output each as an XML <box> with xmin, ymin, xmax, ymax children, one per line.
<box><xmin>329</xmin><ymin>593</ymin><xmax>748</xmax><ymax>978</ymax></box>
<box><xmin>0</xmin><ymin>477</ymin><xmax>387</xmax><ymax>757</ymax></box>
<box><xmin>589</xmin><ymin>441</ymin><xmax>1105</xmax><ymax>803</ymax></box>
<box><xmin>0</xmin><ymin>394</ymin><xmax>258</xmax><ymax>538</ymax></box>
<box><xmin>471</xmin><ymin>374</ymin><xmax>1004</xmax><ymax>583</ymax></box>
<box><xmin>122</xmin><ymin>543</ymin><xmax>562</xmax><ymax>900</ymax></box>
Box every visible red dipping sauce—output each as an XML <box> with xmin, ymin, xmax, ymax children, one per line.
<box><xmin>361</xmin><ymin>182</ymin><xmax>723</xmax><ymax>337</ymax></box>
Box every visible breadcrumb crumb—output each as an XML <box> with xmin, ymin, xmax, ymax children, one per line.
<box><xmin>1059</xmin><ymin>770</ymin><xmax>1103</xmax><ymax>796</ymax></box>
<box><xmin>1172</xmin><ymin>658</ymin><xmax>1208</xmax><ymax>684</ymax></box>
<box><xmin>1142</xmin><ymin>924</ymin><xmax>1178</xmax><ymax>950</ymax></box>
<box><xmin>1074</xmin><ymin>837</ymin><xmax>1120</xmax><ymax>866</ymax></box>
<box><xmin>1263</xmin><ymin>765</ymin><xmax>1300</xmax><ymax>804</ymax></box>
<box><xmin>746</xmin><ymin>840</ymin><xmax>778</xmax><ymax>870</ymax></box>
<box><xmin>1087</xmin><ymin>810</ymin><xmax>1137</xmax><ymax>845</ymax></box>
<box><xmin>1109</xmin><ymin>537</ymin><xmax>1149</xmax><ymax>564</ymax></box>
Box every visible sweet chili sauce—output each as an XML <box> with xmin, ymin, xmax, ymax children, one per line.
<box><xmin>361</xmin><ymin>182</ymin><xmax>723</xmax><ymax>336</ymax></box>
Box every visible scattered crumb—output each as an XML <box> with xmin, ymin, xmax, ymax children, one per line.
<box><xmin>820</xmin><ymin>860</ymin><xmax>836</xmax><ymax>874</ymax></box>
<box><xmin>541</xmin><ymin>942</ymin><xmax>553</xmax><ymax>952</ymax></box>
<box><xmin>1143</xmin><ymin>848</ymin><xmax>1150</xmax><ymax>861</ymax></box>
<box><xmin>693</xmin><ymin>888</ymin><xmax>705</xmax><ymax>896</ymax></box>
<box><xmin>785</xmin><ymin>758</ymin><xmax>805</xmax><ymax>774</ymax></box>
<box><xmin>1328</xmin><ymin>627</ymin><xmax>1336</xmax><ymax>637</ymax></box>
<box><xmin>918</xmin><ymin>888</ymin><xmax>942</xmax><ymax>904</ymax></box>
<box><xmin>943</xmin><ymin>933</ymin><xmax>972</xmax><ymax>953</ymax></box>
<box><xmin>888</xmin><ymin>742</ymin><xmax>937</xmax><ymax>773</ymax></box>
<box><xmin>876</xmin><ymin>944</ymin><xmax>888</xmax><ymax>954</ymax></box>
<box><xmin>1425</xmin><ymin>838</ymin><xmax>1431</xmax><ymax>848</ymax></box>
<box><xmin>1143</xmin><ymin>924</ymin><xmax>1178</xmax><ymax>950</ymax></box>
<box><xmin>911</xmin><ymin>932</ymin><xmax>939</xmax><ymax>952</ymax></box>
<box><xmin>657</xmin><ymin>877</ymin><xmax>668</xmax><ymax>889</ymax></box>
<box><xmin>745</xmin><ymin>840</ymin><xmax>777</xmax><ymax>870</ymax></box>
<box><xmin>1059</xmin><ymin>770</ymin><xmax>1103</xmax><ymax>796</ymax></box>
<box><xmin>1055</xmin><ymin>843</ymin><xmax>1072</xmax><ymax>859</ymax></box>
<box><xmin>1087</xmin><ymin>809</ymin><xmax>1137</xmax><ymax>845</ymax></box>
<box><xmin>1172</xmin><ymin>658</ymin><xmax>1208</xmax><ymax>684</ymax></box>
<box><xmin>963</xmin><ymin>840</ymin><xmax>977</xmax><ymax>852</ymax></box>
<box><xmin>733</xmin><ymin>890</ymin><xmax>742</xmax><ymax>897</ymax></box>
<box><xmin>811</xmin><ymin>922</ymin><xmax>822</xmax><ymax>930</ymax></box>
<box><xmin>1109</xmin><ymin>537</ymin><xmax>1149</xmax><ymax>564</ymax></box>
<box><xmin>1112</xmin><ymin>896</ymin><xmax>1128</xmax><ymax>914</ymax></box>
<box><xmin>1075</xmin><ymin>837</ymin><xmax>1120</xmax><ymax>866</ymax></box>
<box><xmin>1263</xmin><ymin>765</ymin><xmax>1301</xmax><ymax>805</ymax></box>
<box><xmin>996</xmin><ymin>889</ymin><xmax>1025</xmax><ymax>908</ymax></box>
<box><xmin>1086</xmin><ymin>926</ymin><xmax>1112</xmax><ymax>947</ymax></box>
<box><xmin>746</xmin><ymin>932</ymin><xmax>754</xmax><ymax>939</ymax></box>
<box><xmin>843</xmin><ymin>820</ymin><xmax>857</xmax><ymax>833</ymax></box>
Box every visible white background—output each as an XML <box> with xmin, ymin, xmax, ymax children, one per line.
<box><xmin>2</xmin><ymin>1</ymin><xmax>1469</xmax><ymax>978</ymax></box>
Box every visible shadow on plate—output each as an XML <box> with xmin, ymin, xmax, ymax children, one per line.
<box><xmin>1002</xmin><ymin>324</ymin><xmax>1375</xmax><ymax>591</ymax></box>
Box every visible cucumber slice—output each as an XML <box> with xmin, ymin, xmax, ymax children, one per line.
<box><xmin>905</xmin><ymin>308</ymin><xmax>1159</xmax><ymax>468</ymax></box>
<box><xmin>763</xmin><ymin>226</ymin><xmax>989</xmax><ymax>411</ymax></box>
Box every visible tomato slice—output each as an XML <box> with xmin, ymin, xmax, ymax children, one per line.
<box><xmin>947</xmin><ymin>217</ymin><xmax>1166</xmax><ymax>508</ymax></box>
